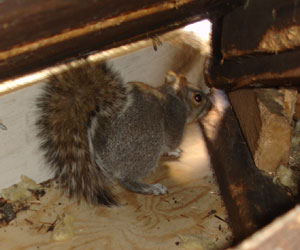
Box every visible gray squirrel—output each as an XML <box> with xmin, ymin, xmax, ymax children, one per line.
<box><xmin>36</xmin><ymin>60</ymin><xmax>211</xmax><ymax>206</ymax></box>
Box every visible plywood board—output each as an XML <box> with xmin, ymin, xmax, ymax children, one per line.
<box><xmin>0</xmin><ymin>124</ymin><xmax>232</xmax><ymax>250</ymax></box>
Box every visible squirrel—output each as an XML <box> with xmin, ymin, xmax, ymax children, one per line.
<box><xmin>36</xmin><ymin>59</ymin><xmax>211</xmax><ymax>206</ymax></box>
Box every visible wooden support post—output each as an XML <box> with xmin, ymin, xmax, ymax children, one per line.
<box><xmin>199</xmin><ymin>91</ymin><xmax>295</xmax><ymax>243</ymax></box>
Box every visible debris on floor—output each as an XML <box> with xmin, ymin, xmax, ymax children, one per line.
<box><xmin>1</xmin><ymin>175</ymin><xmax>45</xmax><ymax>203</ymax></box>
<box><xmin>0</xmin><ymin>175</ymin><xmax>46</xmax><ymax>226</ymax></box>
<box><xmin>0</xmin><ymin>124</ymin><xmax>232</xmax><ymax>249</ymax></box>
<box><xmin>51</xmin><ymin>213</ymin><xmax>74</xmax><ymax>241</ymax></box>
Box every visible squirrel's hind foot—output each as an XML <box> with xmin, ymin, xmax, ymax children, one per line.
<box><xmin>119</xmin><ymin>180</ymin><xmax>168</xmax><ymax>195</ymax></box>
<box><xmin>151</xmin><ymin>183</ymin><xmax>168</xmax><ymax>195</ymax></box>
<box><xmin>164</xmin><ymin>148</ymin><xmax>182</xmax><ymax>158</ymax></box>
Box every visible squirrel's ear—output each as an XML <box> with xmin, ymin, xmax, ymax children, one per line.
<box><xmin>165</xmin><ymin>71</ymin><xmax>187</xmax><ymax>91</ymax></box>
<box><xmin>165</xmin><ymin>71</ymin><xmax>177</xmax><ymax>85</ymax></box>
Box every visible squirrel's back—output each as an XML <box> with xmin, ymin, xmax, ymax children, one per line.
<box><xmin>36</xmin><ymin>60</ymin><xmax>132</xmax><ymax>205</ymax></box>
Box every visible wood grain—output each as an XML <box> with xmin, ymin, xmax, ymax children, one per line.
<box><xmin>208</xmin><ymin>1</ymin><xmax>300</xmax><ymax>90</ymax></box>
<box><xmin>0</xmin><ymin>0</ymin><xmax>242</xmax><ymax>81</ymax></box>
<box><xmin>200</xmin><ymin>90</ymin><xmax>295</xmax><ymax>243</ymax></box>
<box><xmin>0</xmin><ymin>124</ymin><xmax>232</xmax><ymax>250</ymax></box>
<box><xmin>208</xmin><ymin>49</ymin><xmax>300</xmax><ymax>90</ymax></box>
<box><xmin>221</xmin><ymin>0</ymin><xmax>300</xmax><ymax>58</ymax></box>
<box><xmin>231</xmin><ymin>206</ymin><xmax>300</xmax><ymax>250</ymax></box>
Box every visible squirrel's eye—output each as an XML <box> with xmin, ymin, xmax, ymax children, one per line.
<box><xmin>194</xmin><ymin>94</ymin><xmax>203</xmax><ymax>103</ymax></box>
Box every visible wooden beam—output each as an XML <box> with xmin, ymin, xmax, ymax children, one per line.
<box><xmin>207</xmin><ymin>0</ymin><xmax>300</xmax><ymax>90</ymax></box>
<box><xmin>228</xmin><ymin>89</ymin><xmax>262</xmax><ymax>158</ymax></box>
<box><xmin>200</xmin><ymin>91</ymin><xmax>295</xmax><ymax>243</ymax></box>
<box><xmin>228</xmin><ymin>89</ymin><xmax>294</xmax><ymax>173</ymax></box>
<box><xmin>207</xmin><ymin>49</ymin><xmax>300</xmax><ymax>90</ymax></box>
<box><xmin>221</xmin><ymin>0</ymin><xmax>300</xmax><ymax>58</ymax></box>
<box><xmin>232</xmin><ymin>206</ymin><xmax>300</xmax><ymax>250</ymax></box>
<box><xmin>0</xmin><ymin>0</ymin><xmax>242</xmax><ymax>82</ymax></box>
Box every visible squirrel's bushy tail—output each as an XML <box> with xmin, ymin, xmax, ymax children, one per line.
<box><xmin>36</xmin><ymin>60</ymin><xmax>131</xmax><ymax>205</ymax></box>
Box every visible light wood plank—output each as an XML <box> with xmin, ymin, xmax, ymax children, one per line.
<box><xmin>0</xmin><ymin>123</ymin><xmax>232</xmax><ymax>250</ymax></box>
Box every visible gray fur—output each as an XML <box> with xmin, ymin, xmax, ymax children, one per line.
<box><xmin>36</xmin><ymin>60</ymin><xmax>211</xmax><ymax>206</ymax></box>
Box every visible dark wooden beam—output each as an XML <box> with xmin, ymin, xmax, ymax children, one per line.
<box><xmin>208</xmin><ymin>49</ymin><xmax>300</xmax><ymax>90</ymax></box>
<box><xmin>200</xmin><ymin>91</ymin><xmax>295</xmax><ymax>243</ymax></box>
<box><xmin>0</xmin><ymin>0</ymin><xmax>242</xmax><ymax>82</ymax></box>
<box><xmin>207</xmin><ymin>0</ymin><xmax>300</xmax><ymax>90</ymax></box>
<box><xmin>221</xmin><ymin>0</ymin><xmax>300</xmax><ymax>58</ymax></box>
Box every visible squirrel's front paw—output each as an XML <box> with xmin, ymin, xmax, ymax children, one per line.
<box><xmin>151</xmin><ymin>183</ymin><xmax>168</xmax><ymax>195</ymax></box>
<box><xmin>165</xmin><ymin>148</ymin><xmax>182</xmax><ymax>158</ymax></box>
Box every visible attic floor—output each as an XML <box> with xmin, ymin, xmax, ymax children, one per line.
<box><xmin>0</xmin><ymin>123</ymin><xmax>232</xmax><ymax>250</ymax></box>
